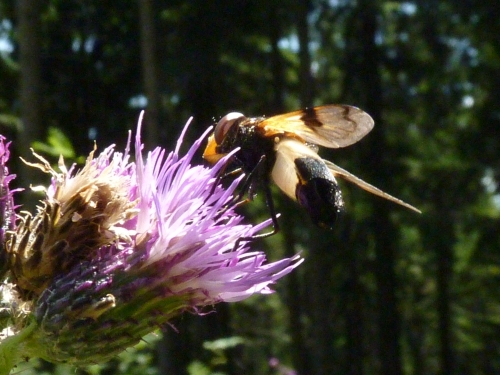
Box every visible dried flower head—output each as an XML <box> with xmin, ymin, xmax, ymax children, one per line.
<box><xmin>6</xmin><ymin>143</ymin><xmax>138</xmax><ymax>299</ymax></box>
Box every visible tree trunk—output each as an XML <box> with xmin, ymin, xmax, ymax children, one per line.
<box><xmin>352</xmin><ymin>3</ymin><xmax>403</xmax><ymax>374</ymax></box>
<box><xmin>281</xmin><ymin>218</ymin><xmax>310</xmax><ymax>375</ymax></box>
<box><xmin>420</xmin><ymin>6</ymin><xmax>455</xmax><ymax>373</ymax></box>
<box><xmin>138</xmin><ymin>0</ymin><xmax>161</xmax><ymax>148</ymax></box>
<box><xmin>425</xmin><ymin>203</ymin><xmax>454</xmax><ymax>375</ymax></box>
<box><xmin>268</xmin><ymin>3</ymin><xmax>285</xmax><ymax>112</ymax></box>
<box><xmin>17</xmin><ymin>0</ymin><xmax>43</xmax><ymax>208</ymax></box>
<box><xmin>436</xmin><ymin>217</ymin><xmax>454</xmax><ymax>375</ymax></box>
<box><xmin>296</xmin><ymin>0</ymin><xmax>314</xmax><ymax>107</ymax></box>
<box><xmin>343</xmin><ymin>224</ymin><xmax>365</xmax><ymax>375</ymax></box>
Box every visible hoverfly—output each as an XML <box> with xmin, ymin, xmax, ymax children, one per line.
<box><xmin>203</xmin><ymin>105</ymin><xmax>420</xmax><ymax>233</ymax></box>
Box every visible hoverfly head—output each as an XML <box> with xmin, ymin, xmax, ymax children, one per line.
<box><xmin>214</xmin><ymin>112</ymin><xmax>246</xmax><ymax>145</ymax></box>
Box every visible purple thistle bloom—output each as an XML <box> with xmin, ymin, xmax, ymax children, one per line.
<box><xmin>0</xmin><ymin>136</ymin><xmax>18</xmax><ymax>280</ymax></box>
<box><xmin>1</xmin><ymin>114</ymin><xmax>302</xmax><ymax>366</ymax></box>
<box><xmin>0</xmin><ymin>136</ymin><xmax>17</xmax><ymax>244</ymax></box>
<box><xmin>131</xmin><ymin>117</ymin><xmax>299</xmax><ymax>303</ymax></box>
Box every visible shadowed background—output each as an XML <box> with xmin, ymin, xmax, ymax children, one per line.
<box><xmin>1</xmin><ymin>1</ymin><xmax>499</xmax><ymax>374</ymax></box>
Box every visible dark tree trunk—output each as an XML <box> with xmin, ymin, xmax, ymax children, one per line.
<box><xmin>138</xmin><ymin>0</ymin><xmax>161</xmax><ymax>148</ymax></box>
<box><xmin>296</xmin><ymin>0</ymin><xmax>314</xmax><ymax>107</ymax></box>
<box><xmin>371</xmin><ymin>210</ymin><xmax>403</xmax><ymax>375</ymax></box>
<box><xmin>345</xmin><ymin>2</ymin><xmax>404</xmax><ymax>374</ymax></box>
<box><xmin>307</xmin><ymin>231</ymin><xmax>339</xmax><ymax>375</ymax></box>
<box><xmin>343</xmin><ymin>225</ymin><xmax>365</xmax><ymax>375</ymax></box>
<box><xmin>160</xmin><ymin>304</ymin><xmax>235</xmax><ymax>375</ymax></box>
<box><xmin>268</xmin><ymin>3</ymin><xmax>285</xmax><ymax>112</ymax></box>
<box><xmin>428</xmin><ymin>204</ymin><xmax>454</xmax><ymax>375</ymax></box>
<box><xmin>433</xmin><ymin>205</ymin><xmax>454</xmax><ymax>375</ymax></box>
<box><xmin>281</xmin><ymin>218</ymin><xmax>310</xmax><ymax>375</ymax></box>
<box><xmin>16</xmin><ymin>0</ymin><xmax>44</xmax><ymax>208</ymax></box>
<box><xmin>420</xmin><ymin>6</ymin><xmax>455</xmax><ymax>373</ymax></box>
<box><xmin>17</xmin><ymin>0</ymin><xmax>43</xmax><ymax>145</ymax></box>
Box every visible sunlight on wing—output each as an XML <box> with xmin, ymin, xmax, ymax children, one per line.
<box><xmin>261</xmin><ymin>105</ymin><xmax>374</xmax><ymax>148</ymax></box>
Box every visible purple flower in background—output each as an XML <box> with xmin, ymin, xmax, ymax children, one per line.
<box><xmin>0</xmin><ymin>114</ymin><xmax>302</xmax><ymax>368</ymax></box>
<box><xmin>0</xmin><ymin>136</ymin><xmax>17</xmax><ymax>247</ymax></box>
<box><xmin>0</xmin><ymin>136</ymin><xmax>17</xmax><ymax>283</ymax></box>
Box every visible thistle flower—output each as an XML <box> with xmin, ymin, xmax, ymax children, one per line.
<box><xmin>0</xmin><ymin>136</ymin><xmax>17</xmax><ymax>272</ymax></box>
<box><xmin>0</xmin><ymin>114</ymin><xmax>302</xmax><ymax>370</ymax></box>
<box><xmin>0</xmin><ymin>135</ymin><xmax>22</xmax><ymax>336</ymax></box>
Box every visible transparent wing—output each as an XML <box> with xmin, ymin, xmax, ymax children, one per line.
<box><xmin>324</xmin><ymin>160</ymin><xmax>421</xmax><ymax>213</ymax></box>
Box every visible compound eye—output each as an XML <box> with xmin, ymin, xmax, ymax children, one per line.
<box><xmin>214</xmin><ymin>112</ymin><xmax>246</xmax><ymax>144</ymax></box>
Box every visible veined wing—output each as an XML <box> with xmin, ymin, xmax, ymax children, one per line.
<box><xmin>260</xmin><ymin>105</ymin><xmax>374</xmax><ymax>148</ymax></box>
<box><xmin>324</xmin><ymin>160</ymin><xmax>421</xmax><ymax>213</ymax></box>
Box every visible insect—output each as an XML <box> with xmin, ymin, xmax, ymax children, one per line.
<box><xmin>203</xmin><ymin>105</ymin><xmax>420</xmax><ymax>233</ymax></box>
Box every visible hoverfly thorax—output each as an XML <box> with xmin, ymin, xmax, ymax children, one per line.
<box><xmin>215</xmin><ymin>114</ymin><xmax>277</xmax><ymax>175</ymax></box>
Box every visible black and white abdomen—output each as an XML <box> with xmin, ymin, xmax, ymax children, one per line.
<box><xmin>294</xmin><ymin>157</ymin><xmax>344</xmax><ymax>228</ymax></box>
<box><xmin>271</xmin><ymin>139</ymin><xmax>344</xmax><ymax>228</ymax></box>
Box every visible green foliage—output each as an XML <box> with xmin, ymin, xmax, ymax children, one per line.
<box><xmin>31</xmin><ymin>127</ymin><xmax>84</xmax><ymax>164</ymax></box>
<box><xmin>186</xmin><ymin>337</ymin><xmax>245</xmax><ymax>375</ymax></box>
<box><xmin>0</xmin><ymin>113</ymin><xmax>20</xmax><ymax>132</ymax></box>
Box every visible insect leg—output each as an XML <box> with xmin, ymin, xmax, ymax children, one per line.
<box><xmin>213</xmin><ymin>154</ymin><xmax>268</xmax><ymax>222</ymax></box>
<box><xmin>232</xmin><ymin>184</ymin><xmax>280</xmax><ymax>250</ymax></box>
<box><xmin>232</xmin><ymin>162</ymin><xmax>281</xmax><ymax>250</ymax></box>
<box><xmin>262</xmin><ymin>181</ymin><xmax>280</xmax><ymax>234</ymax></box>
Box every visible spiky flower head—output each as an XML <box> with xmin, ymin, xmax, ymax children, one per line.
<box><xmin>0</xmin><ymin>114</ymin><xmax>302</xmax><ymax>369</ymax></box>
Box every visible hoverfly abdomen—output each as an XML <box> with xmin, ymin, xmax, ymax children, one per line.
<box><xmin>294</xmin><ymin>157</ymin><xmax>344</xmax><ymax>229</ymax></box>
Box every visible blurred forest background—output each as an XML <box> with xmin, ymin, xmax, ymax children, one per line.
<box><xmin>1</xmin><ymin>0</ymin><xmax>500</xmax><ymax>374</ymax></box>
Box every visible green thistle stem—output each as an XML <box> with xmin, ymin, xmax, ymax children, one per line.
<box><xmin>0</xmin><ymin>321</ymin><xmax>36</xmax><ymax>375</ymax></box>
